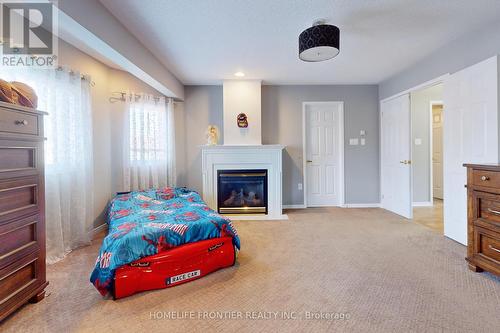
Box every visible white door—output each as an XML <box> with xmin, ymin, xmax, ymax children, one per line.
<box><xmin>443</xmin><ymin>56</ymin><xmax>498</xmax><ymax>245</ymax></box>
<box><xmin>381</xmin><ymin>94</ymin><xmax>412</xmax><ymax>218</ymax></box>
<box><xmin>304</xmin><ymin>102</ymin><xmax>344</xmax><ymax>207</ymax></box>
<box><xmin>432</xmin><ymin>105</ymin><xmax>444</xmax><ymax>199</ymax></box>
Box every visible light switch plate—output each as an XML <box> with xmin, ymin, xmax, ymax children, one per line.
<box><xmin>349</xmin><ymin>138</ymin><xmax>359</xmax><ymax>145</ymax></box>
<box><xmin>415</xmin><ymin>138</ymin><xmax>422</xmax><ymax>145</ymax></box>
<box><xmin>360</xmin><ymin>138</ymin><xmax>366</xmax><ymax>146</ymax></box>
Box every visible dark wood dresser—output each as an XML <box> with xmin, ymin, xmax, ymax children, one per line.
<box><xmin>464</xmin><ymin>163</ymin><xmax>500</xmax><ymax>276</ymax></box>
<box><xmin>0</xmin><ymin>101</ymin><xmax>48</xmax><ymax>321</ymax></box>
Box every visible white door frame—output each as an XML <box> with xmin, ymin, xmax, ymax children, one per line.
<box><xmin>302</xmin><ymin>101</ymin><xmax>345</xmax><ymax>207</ymax></box>
<box><xmin>379</xmin><ymin>74</ymin><xmax>449</xmax><ymax>210</ymax></box>
<box><xmin>429</xmin><ymin>100</ymin><xmax>443</xmax><ymax>203</ymax></box>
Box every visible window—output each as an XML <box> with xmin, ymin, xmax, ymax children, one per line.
<box><xmin>123</xmin><ymin>93</ymin><xmax>176</xmax><ymax>190</ymax></box>
<box><xmin>128</xmin><ymin>96</ymin><xmax>167</xmax><ymax>162</ymax></box>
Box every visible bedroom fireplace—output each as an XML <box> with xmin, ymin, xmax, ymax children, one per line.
<box><xmin>217</xmin><ymin>169</ymin><xmax>268</xmax><ymax>215</ymax></box>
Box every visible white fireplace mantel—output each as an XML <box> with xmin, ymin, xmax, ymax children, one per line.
<box><xmin>201</xmin><ymin>145</ymin><xmax>287</xmax><ymax>220</ymax></box>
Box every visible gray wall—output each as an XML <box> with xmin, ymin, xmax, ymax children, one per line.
<box><xmin>379</xmin><ymin>18</ymin><xmax>500</xmax><ymax>99</ymax></box>
<box><xmin>410</xmin><ymin>84</ymin><xmax>443</xmax><ymax>203</ymax></box>
<box><xmin>180</xmin><ymin>85</ymin><xmax>380</xmax><ymax>206</ymax></box>
<box><xmin>180</xmin><ymin>86</ymin><xmax>224</xmax><ymax>193</ymax></box>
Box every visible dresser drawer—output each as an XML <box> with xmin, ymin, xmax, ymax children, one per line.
<box><xmin>478</xmin><ymin>196</ymin><xmax>500</xmax><ymax>225</ymax></box>
<box><xmin>474</xmin><ymin>228</ymin><xmax>500</xmax><ymax>263</ymax></box>
<box><xmin>0</xmin><ymin>108</ymin><xmax>38</xmax><ymax>136</ymax></box>
<box><xmin>0</xmin><ymin>146</ymin><xmax>37</xmax><ymax>173</ymax></box>
<box><xmin>472</xmin><ymin>169</ymin><xmax>500</xmax><ymax>189</ymax></box>
<box><xmin>0</xmin><ymin>214</ymin><xmax>39</xmax><ymax>268</ymax></box>
<box><xmin>0</xmin><ymin>176</ymin><xmax>39</xmax><ymax>223</ymax></box>
<box><xmin>0</xmin><ymin>252</ymin><xmax>39</xmax><ymax>308</ymax></box>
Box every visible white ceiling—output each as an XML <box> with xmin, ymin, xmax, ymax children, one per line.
<box><xmin>99</xmin><ymin>0</ymin><xmax>500</xmax><ymax>85</ymax></box>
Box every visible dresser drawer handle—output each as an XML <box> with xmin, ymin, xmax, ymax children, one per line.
<box><xmin>487</xmin><ymin>208</ymin><xmax>500</xmax><ymax>215</ymax></box>
<box><xmin>489</xmin><ymin>245</ymin><xmax>500</xmax><ymax>254</ymax></box>
<box><xmin>15</xmin><ymin>120</ymin><xmax>28</xmax><ymax>126</ymax></box>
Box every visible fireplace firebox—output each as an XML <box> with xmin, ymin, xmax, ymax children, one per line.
<box><xmin>217</xmin><ymin>169</ymin><xmax>268</xmax><ymax>214</ymax></box>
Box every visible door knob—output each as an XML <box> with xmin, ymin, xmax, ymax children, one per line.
<box><xmin>306</xmin><ymin>160</ymin><xmax>313</xmax><ymax>163</ymax></box>
<box><xmin>399</xmin><ymin>160</ymin><xmax>411</xmax><ymax>165</ymax></box>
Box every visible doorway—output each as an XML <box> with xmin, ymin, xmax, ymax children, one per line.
<box><xmin>380</xmin><ymin>56</ymin><xmax>499</xmax><ymax>245</ymax></box>
<box><xmin>303</xmin><ymin>102</ymin><xmax>344</xmax><ymax>207</ymax></box>
<box><xmin>410</xmin><ymin>84</ymin><xmax>444</xmax><ymax>233</ymax></box>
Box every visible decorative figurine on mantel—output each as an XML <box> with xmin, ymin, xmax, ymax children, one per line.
<box><xmin>237</xmin><ymin>113</ymin><xmax>248</xmax><ymax>128</ymax></box>
<box><xmin>206</xmin><ymin>125</ymin><xmax>219</xmax><ymax>145</ymax></box>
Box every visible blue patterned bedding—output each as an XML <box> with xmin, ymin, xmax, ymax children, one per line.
<box><xmin>90</xmin><ymin>187</ymin><xmax>240</xmax><ymax>295</ymax></box>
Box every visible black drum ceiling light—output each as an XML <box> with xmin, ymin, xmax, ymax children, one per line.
<box><xmin>299</xmin><ymin>20</ymin><xmax>340</xmax><ymax>62</ymax></box>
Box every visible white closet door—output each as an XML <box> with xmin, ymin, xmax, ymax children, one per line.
<box><xmin>443</xmin><ymin>56</ymin><xmax>498</xmax><ymax>245</ymax></box>
<box><xmin>381</xmin><ymin>94</ymin><xmax>412</xmax><ymax>218</ymax></box>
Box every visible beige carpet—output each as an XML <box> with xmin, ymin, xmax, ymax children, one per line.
<box><xmin>2</xmin><ymin>208</ymin><xmax>499</xmax><ymax>332</ymax></box>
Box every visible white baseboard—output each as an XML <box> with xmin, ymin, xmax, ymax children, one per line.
<box><xmin>413</xmin><ymin>201</ymin><xmax>433</xmax><ymax>207</ymax></box>
<box><xmin>343</xmin><ymin>203</ymin><xmax>381</xmax><ymax>208</ymax></box>
<box><xmin>224</xmin><ymin>214</ymin><xmax>289</xmax><ymax>220</ymax></box>
<box><xmin>90</xmin><ymin>223</ymin><xmax>108</xmax><ymax>238</ymax></box>
<box><xmin>283</xmin><ymin>204</ymin><xmax>306</xmax><ymax>209</ymax></box>
<box><xmin>283</xmin><ymin>203</ymin><xmax>381</xmax><ymax>209</ymax></box>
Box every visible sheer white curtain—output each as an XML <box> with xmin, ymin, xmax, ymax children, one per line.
<box><xmin>123</xmin><ymin>93</ymin><xmax>176</xmax><ymax>191</ymax></box>
<box><xmin>1</xmin><ymin>67</ymin><xmax>94</xmax><ymax>264</ymax></box>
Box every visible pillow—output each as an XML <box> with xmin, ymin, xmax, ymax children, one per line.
<box><xmin>156</xmin><ymin>187</ymin><xmax>176</xmax><ymax>201</ymax></box>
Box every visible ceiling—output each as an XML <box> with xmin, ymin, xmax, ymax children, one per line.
<box><xmin>99</xmin><ymin>0</ymin><xmax>500</xmax><ymax>85</ymax></box>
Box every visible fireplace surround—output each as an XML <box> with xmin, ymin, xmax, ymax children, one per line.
<box><xmin>201</xmin><ymin>144</ymin><xmax>287</xmax><ymax>220</ymax></box>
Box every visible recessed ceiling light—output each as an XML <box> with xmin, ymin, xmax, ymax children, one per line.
<box><xmin>234</xmin><ymin>71</ymin><xmax>245</xmax><ymax>77</ymax></box>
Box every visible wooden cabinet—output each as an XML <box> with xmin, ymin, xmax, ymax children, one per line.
<box><xmin>0</xmin><ymin>102</ymin><xmax>48</xmax><ymax>321</ymax></box>
<box><xmin>464</xmin><ymin>163</ymin><xmax>500</xmax><ymax>276</ymax></box>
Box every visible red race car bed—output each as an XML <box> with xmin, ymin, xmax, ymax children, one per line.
<box><xmin>90</xmin><ymin>188</ymin><xmax>240</xmax><ymax>298</ymax></box>
<box><xmin>114</xmin><ymin>236</ymin><xmax>236</xmax><ymax>299</ymax></box>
